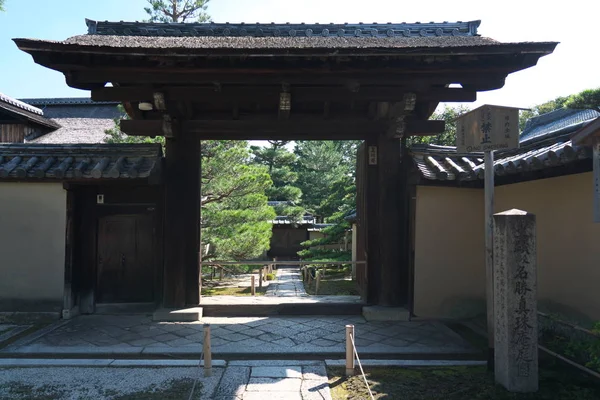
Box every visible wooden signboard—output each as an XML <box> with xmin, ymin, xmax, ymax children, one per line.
<box><xmin>455</xmin><ymin>104</ymin><xmax>522</xmax><ymax>370</ymax></box>
<box><xmin>456</xmin><ymin>105</ymin><xmax>519</xmax><ymax>153</ymax></box>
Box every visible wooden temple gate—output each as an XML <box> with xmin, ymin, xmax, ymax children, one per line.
<box><xmin>15</xmin><ymin>20</ymin><xmax>555</xmax><ymax>310</ymax></box>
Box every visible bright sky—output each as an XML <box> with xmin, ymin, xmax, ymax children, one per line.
<box><xmin>0</xmin><ymin>0</ymin><xmax>598</xmax><ymax>110</ymax></box>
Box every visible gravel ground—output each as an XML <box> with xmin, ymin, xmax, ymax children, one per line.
<box><xmin>0</xmin><ymin>367</ymin><xmax>223</xmax><ymax>399</ymax></box>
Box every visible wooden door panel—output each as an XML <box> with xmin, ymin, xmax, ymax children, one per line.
<box><xmin>97</xmin><ymin>214</ymin><xmax>154</xmax><ymax>303</ymax></box>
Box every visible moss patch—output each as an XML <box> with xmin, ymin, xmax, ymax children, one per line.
<box><xmin>201</xmin><ymin>286</ymin><xmax>267</xmax><ymax>296</ymax></box>
<box><xmin>328</xmin><ymin>363</ymin><xmax>600</xmax><ymax>400</ymax></box>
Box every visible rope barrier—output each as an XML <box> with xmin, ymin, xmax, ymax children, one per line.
<box><xmin>187</xmin><ymin>324</ymin><xmax>210</xmax><ymax>400</ymax></box>
<box><xmin>186</xmin><ymin>346</ymin><xmax>204</xmax><ymax>400</ymax></box>
<box><xmin>348</xmin><ymin>327</ymin><xmax>375</xmax><ymax>400</ymax></box>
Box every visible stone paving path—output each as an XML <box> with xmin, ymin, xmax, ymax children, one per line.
<box><xmin>214</xmin><ymin>360</ymin><xmax>330</xmax><ymax>400</ymax></box>
<box><xmin>3</xmin><ymin>315</ymin><xmax>475</xmax><ymax>357</ymax></box>
<box><xmin>266</xmin><ymin>266</ymin><xmax>307</xmax><ymax>297</ymax></box>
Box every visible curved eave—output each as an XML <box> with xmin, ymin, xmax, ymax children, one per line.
<box><xmin>13</xmin><ymin>37</ymin><xmax>558</xmax><ymax>58</ymax></box>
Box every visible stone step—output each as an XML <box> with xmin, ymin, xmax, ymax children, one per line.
<box><xmin>202</xmin><ymin>302</ymin><xmax>364</xmax><ymax>317</ymax></box>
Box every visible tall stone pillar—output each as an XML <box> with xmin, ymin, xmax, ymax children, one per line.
<box><xmin>163</xmin><ymin>134</ymin><xmax>201</xmax><ymax>308</ymax></box>
<box><xmin>493</xmin><ymin>209</ymin><xmax>538</xmax><ymax>393</ymax></box>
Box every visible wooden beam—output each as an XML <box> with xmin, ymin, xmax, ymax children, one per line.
<box><xmin>120</xmin><ymin>118</ymin><xmax>388</xmax><ymax>140</ymax></box>
<box><xmin>388</xmin><ymin>119</ymin><xmax>446</xmax><ymax>138</ymax></box>
<box><xmin>92</xmin><ymin>86</ymin><xmax>477</xmax><ymax>104</ymax></box>
<box><xmin>405</xmin><ymin>120</ymin><xmax>446</xmax><ymax>136</ymax></box>
<box><xmin>77</xmin><ymin>68</ymin><xmax>504</xmax><ymax>90</ymax></box>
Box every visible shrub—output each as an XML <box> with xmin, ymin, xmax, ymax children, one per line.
<box><xmin>266</xmin><ymin>273</ymin><xmax>276</xmax><ymax>281</ymax></box>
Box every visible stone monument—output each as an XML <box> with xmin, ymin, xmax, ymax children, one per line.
<box><xmin>493</xmin><ymin>209</ymin><xmax>538</xmax><ymax>392</ymax></box>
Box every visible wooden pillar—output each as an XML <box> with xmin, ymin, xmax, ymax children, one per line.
<box><xmin>62</xmin><ymin>188</ymin><xmax>76</xmax><ymax>318</ymax></box>
<box><xmin>163</xmin><ymin>134</ymin><xmax>201</xmax><ymax>308</ymax></box>
<box><xmin>365</xmin><ymin>133</ymin><xmax>407</xmax><ymax>306</ymax></box>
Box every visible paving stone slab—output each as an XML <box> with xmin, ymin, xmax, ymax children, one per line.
<box><xmin>302</xmin><ymin>364</ymin><xmax>328</xmax><ymax>380</ymax></box>
<box><xmin>246</xmin><ymin>377</ymin><xmax>302</xmax><ymax>392</ymax></box>
<box><xmin>214</xmin><ymin>366</ymin><xmax>251</xmax><ymax>398</ymax></box>
<box><xmin>243</xmin><ymin>393</ymin><xmax>302</xmax><ymax>400</ymax></box>
<box><xmin>301</xmin><ymin>379</ymin><xmax>332</xmax><ymax>400</ymax></box>
<box><xmin>251</xmin><ymin>366</ymin><xmax>302</xmax><ymax>378</ymax></box>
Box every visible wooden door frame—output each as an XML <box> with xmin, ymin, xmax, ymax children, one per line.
<box><xmin>70</xmin><ymin>184</ymin><xmax>163</xmax><ymax>314</ymax></box>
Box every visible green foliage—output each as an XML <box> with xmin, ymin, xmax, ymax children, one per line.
<box><xmin>251</xmin><ymin>141</ymin><xmax>304</xmax><ymax>221</ymax></box>
<box><xmin>293</xmin><ymin>141</ymin><xmax>357</xmax><ymax>261</ymax></box>
<box><xmin>201</xmin><ymin>141</ymin><xmax>275</xmax><ymax>260</ymax></box>
<box><xmin>565</xmin><ymin>87</ymin><xmax>600</xmax><ymax>111</ymax></box>
<box><xmin>408</xmin><ymin>105</ymin><xmax>471</xmax><ymax>147</ymax></box>
<box><xmin>144</xmin><ymin>0</ymin><xmax>210</xmax><ymax>23</ymax></box>
<box><xmin>265</xmin><ymin>273</ymin><xmax>276</xmax><ymax>281</ymax></box>
<box><xmin>541</xmin><ymin>316</ymin><xmax>600</xmax><ymax>373</ymax></box>
<box><xmin>104</xmin><ymin>105</ymin><xmax>165</xmax><ymax>147</ymax></box>
<box><xmin>0</xmin><ymin>0</ymin><xmax>5</xmax><ymax>12</ymax></box>
<box><xmin>519</xmin><ymin>87</ymin><xmax>600</xmax><ymax>131</ymax></box>
<box><xmin>294</xmin><ymin>141</ymin><xmax>359</xmax><ymax>217</ymax></box>
<box><xmin>297</xmin><ymin>221</ymin><xmax>351</xmax><ymax>261</ymax></box>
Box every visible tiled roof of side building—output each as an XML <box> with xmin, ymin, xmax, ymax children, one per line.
<box><xmin>19</xmin><ymin>98</ymin><xmax>121</xmax><ymax>144</ymax></box>
<box><xmin>521</xmin><ymin>109</ymin><xmax>600</xmax><ymax>142</ymax></box>
<box><xmin>22</xmin><ymin>97</ymin><xmax>119</xmax><ymax>106</ymax></box>
<box><xmin>0</xmin><ymin>92</ymin><xmax>44</xmax><ymax>115</ymax></box>
<box><xmin>0</xmin><ymin>143</ymin><xmax>162</xmax><ymax>181</ymax></box>
<box><xmin>412</xmin><ymin>108</ymin><xmax>598</xmax><ymax>183</ymax></box>
<box><xmin>0</xmin><ymin>92</ymin><xmax>60</xmax><ymax>130</ymax></box>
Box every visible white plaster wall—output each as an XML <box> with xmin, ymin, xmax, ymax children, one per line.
<box><xmin>0</xmin><ymin>183</ymin><xmax>66</xmax><ymax>310</ymax></box>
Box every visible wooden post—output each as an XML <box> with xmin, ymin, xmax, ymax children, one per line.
<box><xmin>345</xmin><ymin>324</ymin><xmax>355</xmax><ymax>376</ymax></box>
<box><xmin>263</xmin><ymin>266</ymin><xmax>267</xmax><ymax>281</ymax></box>
<box><xmin>594</xmin><ymin>138</ymin><xmax>600</xmax><ymax>223</ymax></box>
<box><xmin>198</xmin><ymin>253</ymin><xmax>202</xmax><ymax>303</ymax></box>
<box><xmin>203</xmin><ymin>323</ymin><xmax>212</xmax><ymax>377</ymax></box>
<box><xmin>251</xmin><ymin>275</ymin><xmax>255</xmax><ymax>296</ymax></box>
<box><xmin>163</xmin><ymin>135</ymin><xmax>201</xmax><ymax>308</ymax></box>
<box><xmin>258</xmin><ymin>270</ymin><xmax>263</xmax><ymax>289</ymax></box>
<box><xmin>366</xmin><ymin>134</ymin><xmax>405</xmax><ymax>306</ymax></box>
<box><xmin>219</xmin><ymin>266</ymin><xmax>224</xmax><ymax>281</ymax></box>
<box><xmin>316</xmin><ymin>270</ymin><xmax>322</xmax><ymax>295</ymax></box>
<box><xmin>484</xmin><ymin>150</ymin><xmax>495</xmax><ymax>370</ymax></box>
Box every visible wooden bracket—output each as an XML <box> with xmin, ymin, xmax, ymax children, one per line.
<box><xmin>153</xmin><ymin>92</ymin><xmax>166</xmax><ymax>111</ymax></box>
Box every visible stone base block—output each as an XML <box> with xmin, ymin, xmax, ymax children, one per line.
<box><xmin>362</xmin><ymin>306</ymin><xmax>410</xmax><ymax>321</ymax></box>
<box><xmin>61</xmin><ymin>306</ymin><xmax>80</xmax><ymax>320</ymax></box>
<box><xmin>152</xmin><ymin>307</ymin><xmax>203</xmax><ymax>322</ymax></box>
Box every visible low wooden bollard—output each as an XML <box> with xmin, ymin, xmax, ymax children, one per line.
<box><xmin>251</xmin><ymin>275</ymin><xmax>256</xmax><ymax>296</ymax></box>
<box><xmin>203</xmin><ymin>323</ymin><xmax>212</xmax><ymax>377</ymax></box>
<box><xmin>346</xmin><ymin>324</ymin><xmax>355</xmax><ymax>376</ymax></box>
<box><xmin>263</xmin><ymin>266</ymin><xmax>268</xmax><ymax>281</ymax></box>
<box><xmin>258</xmin><ymin>270</ymin><xmax>263</xmax><ymax>289</ymax></box>
<box><xmin>315</xmin><ymin>270</ymin><xmax>322</xmax><ymax>295</ymax></box>
<box><xmin>219</xmin><ymin>266</ymin><xmax>224</xmax><ymax>281</ymax></box>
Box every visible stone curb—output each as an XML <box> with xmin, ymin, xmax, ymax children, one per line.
<box><xmin>325</xmin><ymin>359</ymin><xmax>487</xmax><ymax>367</ymax></box>
<box><xmin>0</xmin><ymin>358</ymin><xmax>227</xmax><ymax>368</ymax></box>
<box><xmin>3</xmin><ymin>320</ymin><xmax>70</xmax><ymax>350</ymax></box>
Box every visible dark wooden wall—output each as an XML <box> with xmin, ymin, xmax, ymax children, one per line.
<box><xmin>0</xmin><ymin>124</ymin><xmax>34</xmax><ymax>143</ymax></box>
